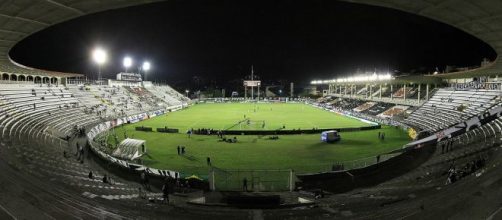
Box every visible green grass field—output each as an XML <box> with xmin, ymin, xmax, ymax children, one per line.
<box><xmin>104</xmin><ymin>103</ymin><xmax>410</xmax><ymax>178</ymax></box>
<box><xmin>143</xmin><ymin>102</ymin><xmax>369</xmax><ymax>131</ymax></box>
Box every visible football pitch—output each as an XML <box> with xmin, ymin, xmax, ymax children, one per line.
<box><xmin>106</xmin><ymin>103</ymin><xmax>410</xmax><ymax>177</ymax></box>
<box><xmin>146</xmin><ymin>102</ymin><xmax>370</xmax><ymax>131</ymax></box>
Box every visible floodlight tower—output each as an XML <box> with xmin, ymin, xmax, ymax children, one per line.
<box><xmin>251</xmin><ymin>65</ymin><xmax>254</xmax><ymax>100</ymax></box>
<box><xmin>123</xmin><ymin>57</ymin><xmax>132</xmax><ymax>73</ymax></box>
<box><xmin>142</xmin><ymin>61</ymin><xmax>151</xmax><ymax>81</ymax></box>
<box><xmin>92</xmin><ymin>47</ymin><xmax>107</xmax><ymax>83</ymax></box>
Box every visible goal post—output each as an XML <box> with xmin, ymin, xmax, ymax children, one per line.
<box><xmin>209</xmin><ymin>168</ymin><xmax>295</xmax><ymax>192</ymax></box>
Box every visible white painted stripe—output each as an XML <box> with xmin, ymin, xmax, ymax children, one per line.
<box><xmin>0</xmin><ymin>203</ymin><xmax>17</xmax><ymax>220</ymax></box>
<box><xmin>487</xmin><ymin>206</ymin><xmax>502</xmax><ymax>220</ymax></box>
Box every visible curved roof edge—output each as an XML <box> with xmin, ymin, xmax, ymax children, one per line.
<box><xmin>0</xmin><ymin>0</ymin><xmax>164</xmax><ymax>78</ymax></box>
<box><xmin>343</xmin><ymin>0</ymin><xmax>502</xmax><ymax>79</ymax></box>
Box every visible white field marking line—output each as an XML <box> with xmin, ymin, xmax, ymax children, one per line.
<box><xmin>301</xmin><ymin>119</ymin><xmax>316</xmax><ymax>128</ymax></box>
<box><xmin>186</xmin><ymin>120</ymin><xmax>200</xmax><ymax>129</ymax></box>
<box><xmin>0</xmin><ymin>203</ymin><xmax>17</xmax><ymax>220</ymax></box>
<box><xmin>487</xmin><ymin>205</ymin><xmax>502</xmax><ymax>220</ymax></box>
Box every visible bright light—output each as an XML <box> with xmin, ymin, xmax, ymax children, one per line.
<box><xmin>123</xmin><ymin>57</ymin><xmax>133</xmax><ymax>68</ymax></box>
<box><xmin>311</xmin><ymin>72</ymin><xmax>393</xmax><ymax>85</ymax></box>
<box><xmin>142</xmin><ymin>61</ymin><xmax>151</xmax><ymax>71</ymax></box>
<box><xmin>92</xmin><ymin>48</ymin><xmax>107</xmax><ymax>65</ymax></box>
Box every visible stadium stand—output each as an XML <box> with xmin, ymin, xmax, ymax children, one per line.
<box><xmin>146</xmin><ymin>84</ymin><xmax>190</xmax><ymax>106</ymax></box>
<box><xmin>353</xmin><ymin>102</ymin><xmax>376</xmax><ymax>112</ymax></box>
<box><xmin>363</xmin><ymin>102</ymin><xmax>395</xmax><ymax>116</ymax></box>
<box><xmin>403</xmin><ymin>89</ymin><xmax>501</xmax><ymax>133</ymax></box>
<box><xmin>0</xmin><ymin>0</ymin><xmax>502</xmax><ymax>219</ymax></box>
<box><xmin>378</xmin><ymin>105</ymin><xmax>409</xmax><ymax>118</ymax></box>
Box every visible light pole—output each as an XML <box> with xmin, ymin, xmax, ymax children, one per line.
<box><xmin>123</xmin><ymin>57</ymin><xmax>132</xmax><ymax>73</ymax></box>
<box><xmin>142</xmin><ymin>61</ymin><xmax>150</xmax><ymax>81</ymax></box>
<box><xmin>185</xmin><ymin>89</ymin><xmax>189</xmax><ymax>98</ymax></box>
<box><xmin>92</xmin><ymin>47</ymin><xmax>107</xmax><ymax>84</ymax></box>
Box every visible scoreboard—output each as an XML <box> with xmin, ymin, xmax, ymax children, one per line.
<box><xmin>244</xmin><ymin>80</ymin><xmax>261</xmax><ymax>87</ymax></box>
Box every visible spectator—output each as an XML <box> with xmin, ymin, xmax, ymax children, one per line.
<box><xmin>162</xmin><ymin>182</ymin><xmax>169</xmax><ymax>204</ymax></box>
<box><xmin>141</xmin><ymin>171</ymin><xmax>150</xmax><ymax>190</ymax></box>
<box><xmin>103</xmin><ymin>174</ymin><xmax>109</xmax><ymax>184</ymax></box>
<box><xmin>138</xmin><ymin>187</ymin><xmax>147</xmax><ymax>199</ymax></box>
<box><xmin>79</xmin><ymin>145</ymin><xmax>85</xmax><ymax>162</ymax></box>
<box><xmin>75</xmin><ymin>143</ymin><xmax>80</xmax><ymax>156</ymax></box>
<box><xmin>88</xmin><ymin>171</ymin><xmax>93</xmax><ymax>179</ymax></box>
<box><xmin>243</xmin><ymin>177</ymin><xmax>248</xmax><ymax>192</ymax></box>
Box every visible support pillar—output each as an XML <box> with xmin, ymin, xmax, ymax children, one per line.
<box><xmin>418</xmin><ymin>84</ymin><xmax>421</xmax><ymax>103</ymax></box>
<box><xmin>403</xmin><ymin>84</ymin><xmax>407</xmax><ymax>101</ymax></box>
<box><xmin>369</xmin><ymin>85</ymin><xmax>373</xmax><ymax>99</ymax></box>
<box><xmin>379</xmin><ymin>84</ymin><xmax>382</xmax><ymax>99</ymax></box>
<box><xmin>426</xmin><ymin>84</ymin><xmax>429</xmax><ymax>101</ymax></box>
<box><xmin>390</xmin><ymin>84</ymin><xmax>393</xmax><ymax>100</ymax></box>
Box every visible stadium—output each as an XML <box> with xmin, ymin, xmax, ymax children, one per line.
<box><xmin>0</xmin><ymin>0</ymin><xmax>501</xmax><ymax>219</ymax></box>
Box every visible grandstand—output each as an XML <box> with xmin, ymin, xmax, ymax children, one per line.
<box><xmin>0</xmin><ymin>0</ymin><xmax>501</xmax><ymax>219</ymax></box>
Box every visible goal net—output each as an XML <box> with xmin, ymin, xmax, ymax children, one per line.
<box><xmin>238</xmin><ymin>119</ymin><xmax>266</xmax><ymax>130</ymax></box>
<box><xmin>209</xmin><ymin>168</ymin><xmax>294</xmax><ymax>192</ymax></box>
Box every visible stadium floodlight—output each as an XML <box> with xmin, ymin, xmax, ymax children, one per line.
<box><xmin>92</xmin><ymin>47</ymin><xmax>107</xmax><ymax>83</ymax></box>
<box><xmin>142</xmin><ymin>61</ymin><xmax>151</xmax><ymax>71</ymax></box>
<box><xmin>312</xmin><ymin>72</ymin><xmax>393</xmax><ymax>84</ymax></box>
<box><xmin>185</xmin><ymin>89</ymin><xmax>189</xmax><ymax>97</ymax></box>
<box><xmin>92</xmin><ymin>48</ymin><xmax>107</xmax><ymax>65</ymax></box>
<box><xmin>123</xmin><ymin>57</ymin><xmax>133</xmax><ymax>73</ymax></box>
<box><xmin>142</xmin><ymin>61</ymin><xmax>151</xmax><ymax>81</ymax></box>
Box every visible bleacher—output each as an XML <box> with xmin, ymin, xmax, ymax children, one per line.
<box><xmin>363</xmin><ymin>102</ymin><xmax>395</xmax><ymax>115</ymax></box>
<box><xmin>404</xmin><ymin>88</ymin><xmax>501</xmax><ymax>132</ymax></box>
<box><xmin>353</xmin><ymin>102</ymin><xmax>376</xmax><ymax>112</ymax></box>
<box><xmin>378</xmin><ymin>105</ymin><xmax>409</xmax><ymax>118</ymax></box>
<box><xmin>146</xmin><ymin>84</ymin><xmax>189</xmax><ymax>106</ymax></box>
<box><xmin>392</xmin><ymin>87</ymin><xmax>414</xmax><ymax>98</ymax></box>
<box><xmin>0</xmin><ymin>84</ymin><xmax>101</xmax><ymax>140</ymax></box>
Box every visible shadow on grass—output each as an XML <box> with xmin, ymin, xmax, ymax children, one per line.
<box><xmin>181</xmin><ymin>154</ymin><xmax>198</xmax><ymax>161</ymax></box>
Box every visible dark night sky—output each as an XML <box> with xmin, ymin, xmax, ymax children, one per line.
<box><xmin>9</xmin><ymin>0</ymin><xmax>496</xmax><ymax>89</ymax></box>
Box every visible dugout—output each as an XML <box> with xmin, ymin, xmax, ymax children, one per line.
<box><xmin>111</xmin><ymin>138</ymin><xmax>147</xmax><ymax>161</ymax></box>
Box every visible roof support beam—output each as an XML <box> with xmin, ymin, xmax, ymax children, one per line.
<box><xmin>44</xmin><ymin>0</ymin><xmax>84</xmax><ymax>15</ymax></box>
<box><xmin>0</xmin><ymin>29</ymin><xmax>27</xmax><ymax>36</ymax></box>
<box><xmin>0</xmin><ymin>13</ymin><xmax>49</xmax><ymax>26</ymax></box>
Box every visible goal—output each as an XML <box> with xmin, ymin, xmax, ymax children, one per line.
<box><xmin>209</xmin><ymin>168</ymin><xmax>294</xmax><ymax>192</ymax></box>
<box><xmin>239</xmin><ymin>119</ymin><xmax>266</xmax><ymax>130</ymax></box>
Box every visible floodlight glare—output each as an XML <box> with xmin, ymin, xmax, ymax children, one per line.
<box><xmin>142</xmin><ymin>61</ymin><xmax>151</xmax><ymax>71</ymax></box>
<box><xmin>92</xmin><ymin>48</ymin><xmax>107</xmax><ymax>65</ymax></box>
<box><xmin>123</xmin><ymin>57</ymin><xmax>133</xmax><ymax>68</ymax></box>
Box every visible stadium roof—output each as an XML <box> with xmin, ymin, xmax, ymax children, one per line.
<box><xmin>0</xmin><ymin>0</ymin><xmax>161</xmax><ymax>78</ymax></box>
<box><xmin>0</xmin><ymin>0</ymin><xmax>501</xmax><ymax>79</ymax></box>
<box><xmin>344</xmin><ymin>0</ymin><xmax>502</xmax><ymax>79</ymax></box>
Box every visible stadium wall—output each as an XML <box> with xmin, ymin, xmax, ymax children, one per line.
<box><xmin>220</xmin><ymin>124</ymin><xmax>381</xmax><ymax>135</ymax></box>
<box><xmin>297</xmin><ymin>143</ymin><xmax>436</xmax><ymax>193</ymax></box>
